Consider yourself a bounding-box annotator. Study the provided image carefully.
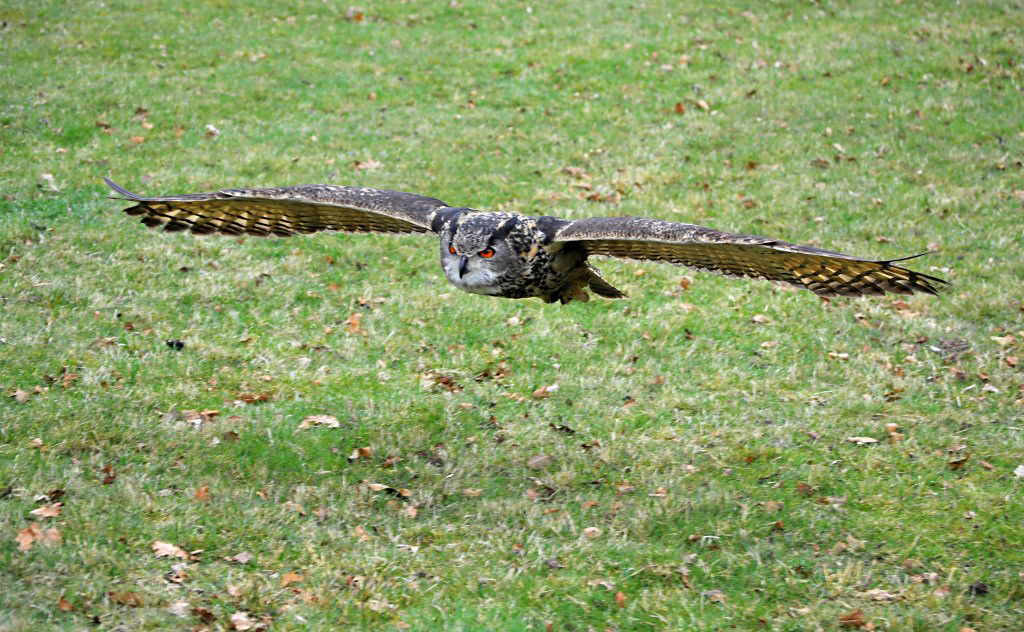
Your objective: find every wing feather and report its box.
[105,178,449,236]
[554,217,947,297]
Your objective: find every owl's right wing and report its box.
[105,178,450,237]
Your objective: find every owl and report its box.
[104,178,947,304]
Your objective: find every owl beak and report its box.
[458,255,469,278]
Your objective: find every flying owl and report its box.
[104,178,947,303]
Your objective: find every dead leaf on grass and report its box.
[298,415,340,429]
[29,503,62,518]
[528,454,555,469]
[702,589,726,603]
[228,551,253,565]
[281,571,303,587]
[229,611,254,630]
[948,453,971,471]
[152,540,194,560]
[108,591,143,607]
[838,609,868,627]
[846,436,879,445]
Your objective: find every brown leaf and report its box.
[762,500,783,512]
[352,525,372,542]
[614,591,627,608]
[30,503,62,518]
[40,527,61,546]
[129,135,145,144]
[702,589,726,603]
[846,436,879,446]
[194,485,211,502]
[298,414,340,429]
[108,591,143,607]
[12,389,31,404]
[528,454,555,469]
[229,611,254,630]
[58,595,74,611]
[152,540,191,560]
[532,385,553,399]
[345,312,362,334]
[281,571,304,587]
[795,482,816,496]
[228,551,253,565]
[352,159,382,170]
[17,525,39,551]
[839,609,867,627]
[948,453,971,471]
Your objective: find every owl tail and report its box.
[586,265,627,299]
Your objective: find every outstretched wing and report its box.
[104,178,450,237]
[554,217,947,297]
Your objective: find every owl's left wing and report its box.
[553,216,948,297]
[105,178,450,237]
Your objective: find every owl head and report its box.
[439,213,521,295]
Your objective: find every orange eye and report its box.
[448,245,456,255]
[479,247,495,259]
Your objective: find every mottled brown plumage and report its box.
[105,178,947,303]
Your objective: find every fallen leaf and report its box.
[229,611,254,630]
[152,540,191,560]
[281,571,304,587]
[352,525,372,542]
[462,488,482,497]
[167,599,190,617]
[12,389,31,404]
[948,453,971,471]
[795,482,816,496]
[862,589,900,601]
[528,454,555,469]
[29,503,62,518]
[532,384,557,399]
[838,609,867,627]
[17,525,39,551]
[762,500,783,512]
[228,551,253,565]
[583,527,602,539]
[299,414,340,429]
[353,159,382,170]
[194,485,211,502]
[751,314,770,324]
[614,591,626,608]
[846,436,879,445]
[58,595,74,612]
[108,591,143,607]
[702,589,726,603]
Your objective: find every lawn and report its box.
[2,0,1023,629]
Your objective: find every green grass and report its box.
[2,0,1023,629]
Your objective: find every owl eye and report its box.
[448,245,456,255]
[479,247,495,259]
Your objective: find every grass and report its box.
[2,0,1023,629]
